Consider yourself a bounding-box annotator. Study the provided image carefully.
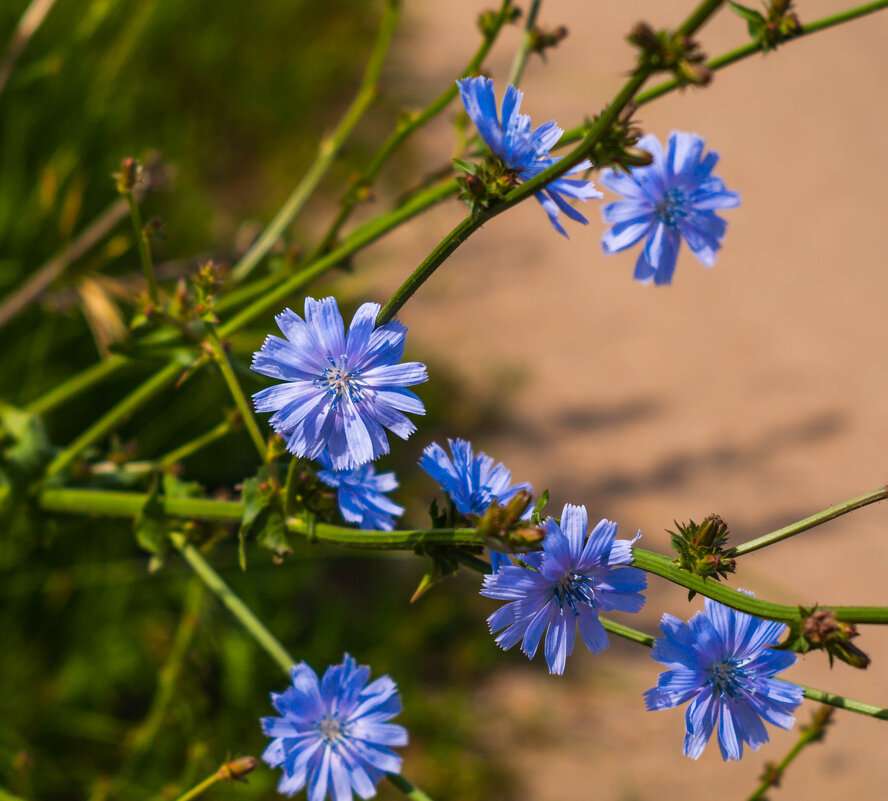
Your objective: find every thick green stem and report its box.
[745,708,834,801]
[203,328,268,468]
[37,485,888,625]
[313,0,514,258]
[230,0,402,283]
[676,0,725,37]
[800,685,888,720]
[45,360,184,478]
[124,192,159,305]
[734,485,888,556]
[172,533,295,673]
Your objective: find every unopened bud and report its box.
[622,146,654,167]
[506,524,546,549]
[217,755,259,781]
[627,21,659,50]
[677,60,712,86]
[693,514,729,548]
[116,157,139,193]
[502,489,533,528]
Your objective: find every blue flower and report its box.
[644,597,803,761]
[419,438,532,572]
[317,455,404,531]
[261,654,408,800]
[251,297,428,471]
[600,131,740,285]
[457,76,602,236]
[481,504,646,674]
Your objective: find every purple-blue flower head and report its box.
[457,76,602,236]
[481,504,646,674]
[251,297,427,471]
[600,131,740,285]
[317,454,404,531]
[261,654,408,800]
[644,597,803,761]
[419,438,532,572]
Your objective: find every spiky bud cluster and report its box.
[669,514,737,597]
[776,607,871,669]
[627,22,712,86]
[728,1,802,52]
[454,156,520,218]
[472,490,545,555]
[587,103,653,173]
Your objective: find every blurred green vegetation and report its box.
[0,2,518,799]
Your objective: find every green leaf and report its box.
[238,468,292,567]
[134,475,168,564]
[531,489,549,526]
[728,0,766,25]
[452,157,480,175]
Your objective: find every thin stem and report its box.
[155,415,235,469]
[506,0,542,87]
[229,0,403,283]
[124,192,159,305]
[745,708,834,801]
[312,0,514,259]
[220,179,457,337]
[25,355,129,416]
[45,360,184,478]
[37,485,888,625]
[386,775,435,801]
[172,533,295,673]
[170,772,218,801]
[734,485,888,556]
[203,327,268,470]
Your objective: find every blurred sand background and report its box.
[337,2,888,798]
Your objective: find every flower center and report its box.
[709,658,755,698]
[654,187,689,226]
[313,355,364,411]
[553,572,595,616]
[317,714,346,743]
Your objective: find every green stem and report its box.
[124,192,159,305]
[25,355,129,416]
[734,485,888,556]
[37,486,888,625]
[745,708,834,801]
[156,415,235,469]
[172,533,295,673]
[506,0,542,87]
[800,685,888,720]
[203,328,268,468]
[44,360,184,478]
[169,771,220,801]
[386,775,435,801]
[220,179,458,337]
[676,0,725,37]
[312,0,514,259]
[230,0,403,283]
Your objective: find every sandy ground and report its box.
[337,2,888,799]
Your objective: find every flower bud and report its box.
[217,755,259,781]
[115,157,139,193]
